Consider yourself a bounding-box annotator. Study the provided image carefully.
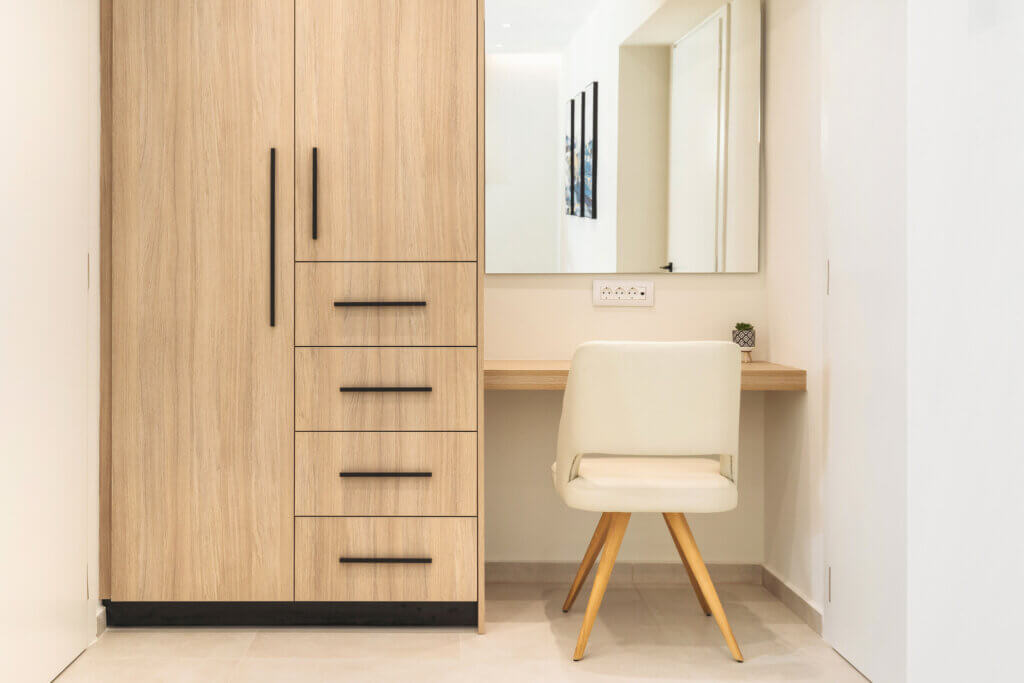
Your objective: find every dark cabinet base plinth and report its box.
[102,600,477,627]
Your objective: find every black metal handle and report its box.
[339,557,432,564]
[659,261,673,272]
[269,148,276,326]
[333,301,427,308]
[312,147,318,240]
[339,386,432,393]
[339,472,432,478]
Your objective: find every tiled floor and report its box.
[57,583,864,682]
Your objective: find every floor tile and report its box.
[57,582,865,682]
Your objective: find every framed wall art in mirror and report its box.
[485,0,763,274]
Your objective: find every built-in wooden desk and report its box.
[484,360,806,392]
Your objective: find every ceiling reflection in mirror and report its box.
[485,0,762,274]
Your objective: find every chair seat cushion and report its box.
[551,456,737,513]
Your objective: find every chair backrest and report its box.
[554,341,741,489]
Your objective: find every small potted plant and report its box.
[732,322,755,363]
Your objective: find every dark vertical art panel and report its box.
[583,81,597,219]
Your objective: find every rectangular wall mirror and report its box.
[485,0,762,274]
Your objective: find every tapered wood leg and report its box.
[663,513,743,662]
[563,513,612,612]
[663,513,712,616]
[572,512,630,661]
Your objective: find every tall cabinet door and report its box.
[111,0,294,601]
[296,0,478,261]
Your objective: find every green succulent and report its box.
[734,322,754,331]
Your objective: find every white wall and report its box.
[818,1,908,680]
[0,1,100,680]
[906,1,1024,680]
[486,54,562,273]
[558,0,665,271]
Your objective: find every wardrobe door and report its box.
[296,0,477,261]
[111,0,294,601]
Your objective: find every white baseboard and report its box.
[95,604,107,638]
[762,566,822,635]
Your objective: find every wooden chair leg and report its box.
[663,512,743,662]
[663,513,712,616]
[572,512,630,661]
[563,512,612,612]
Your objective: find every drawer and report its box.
[295,348,476,430]
[295,517,477,602]
[296,432,476,516]
[295,262,476,346]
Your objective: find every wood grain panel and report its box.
[296,517,477,602]
[295,432,476,516]
[295,262,476,346]
[295,0,477,260]
[482,360,808,392]
[111,0,294,601]
[476,0,486,634]
[296,348,477,431]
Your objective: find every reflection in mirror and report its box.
[485,0,762,274]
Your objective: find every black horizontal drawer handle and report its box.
[339,557,432,564]
[339,471,432,478]
[334,301,427,307]
[339,386,432,393]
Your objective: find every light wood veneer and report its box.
[296,262,476,346]
[483,360,807,392]
[110,0,294,601]
[296,348,477,431]
[295,0,477,261]
[295,517,477,602]
[295,432,477,516]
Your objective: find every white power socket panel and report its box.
[592,279,654,307]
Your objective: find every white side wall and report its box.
[0,1,100,679]
[818,0,908,679]
[906,1,1024,680]
[485,54,562,273]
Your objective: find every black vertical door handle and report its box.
[312,147,318,240]
[269,148,276,327]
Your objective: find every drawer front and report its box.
[295,517,477,602]
[295,348,476,430]
[296,432,476,516]
[295,262,476,346]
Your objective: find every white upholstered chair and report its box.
[553,341,744,662]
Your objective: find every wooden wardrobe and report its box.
[103,0,484,628]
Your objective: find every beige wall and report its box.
[0,0,100,678]
[484,273,767,563]
[761,0,826,610]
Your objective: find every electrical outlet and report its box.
[592,279,654,307]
